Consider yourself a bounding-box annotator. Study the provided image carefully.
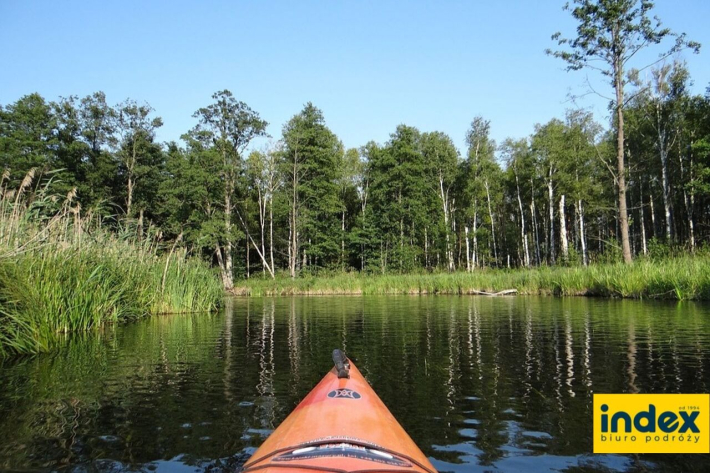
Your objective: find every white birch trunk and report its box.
[485,180,497,265]
[515,171,530,267]
[224,192,234,289]
[269,195,275,277]
[531,191,541,266]
[656,102,672,241]
[577,199,588,265]
[650,196,656,238]
[547,170,555,265]
[559,194,568,263]
[465,226,471,272]
[472,208,478,270]
[639,184,647,256]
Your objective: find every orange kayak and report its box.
[242,350,437,473]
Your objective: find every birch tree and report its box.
[190,90,268,289]
[465,117,500,266]
[501,138,531,267]
[548,0,699,263]
[422,132,459,272]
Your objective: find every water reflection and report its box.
[0,296,709,472]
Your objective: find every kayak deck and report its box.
[242,351,436,473]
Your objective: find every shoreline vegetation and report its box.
[232,256,710,300]
[0,173,222,358]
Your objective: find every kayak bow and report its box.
[242,350,437,473]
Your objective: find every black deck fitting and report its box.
[332,349,350,379]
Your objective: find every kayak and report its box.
[241,350,437,473]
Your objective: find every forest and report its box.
[3,57,709,290]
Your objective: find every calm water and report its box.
[0,296,709,472]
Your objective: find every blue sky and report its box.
[1,1,708,156]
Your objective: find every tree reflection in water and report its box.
[0,296,708,472]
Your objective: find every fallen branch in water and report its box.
[465,289,518,296]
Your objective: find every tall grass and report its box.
[236,257,710,300]
[0,170,222,357]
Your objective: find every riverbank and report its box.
[233,256,710,300]
[0,177,222,357]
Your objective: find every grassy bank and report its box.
[0,172,222,357]
[234,256,710,300]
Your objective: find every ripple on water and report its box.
[0,297,708,472]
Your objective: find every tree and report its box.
[114,99,163,218]
[464,117,501,267]
[75,92,120,211]
[0,93,58,186]
[190,90,268,289]
[683,91,710,250]
[548,0,700,263]
[280,103,342,275]
[337,148,361,270]
[421,132,459,271]
[500,138,532,267]
[354,142,377,272]
[158,140,224,259]
[246,146,280,278]
[565,110,602,265]
[367,125,430,272]
[532,119,567,264]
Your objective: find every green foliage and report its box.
[0,93,59,186]
[281,103,344,271]
[187,90,269,285]
[239,256,710,301]
[0,175,222,357]
[365,125,435,272]
[548,0,699,83]
[158,140,225,253]
[113,99,164,217]
[2,77,710,299]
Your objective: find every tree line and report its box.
[1,1,708,289]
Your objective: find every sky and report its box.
[1,0,709,156]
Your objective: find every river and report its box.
[0,296,708,472]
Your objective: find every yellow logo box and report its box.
[593,394,709,453]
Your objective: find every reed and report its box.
[0,170,222,357]
[236,256,710,300]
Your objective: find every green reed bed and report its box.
[0,171,222,357]
[236,256,710,300]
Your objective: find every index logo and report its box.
[594,394,709,453]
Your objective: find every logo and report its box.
[327,388,361,399]
[594,394,709,453]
